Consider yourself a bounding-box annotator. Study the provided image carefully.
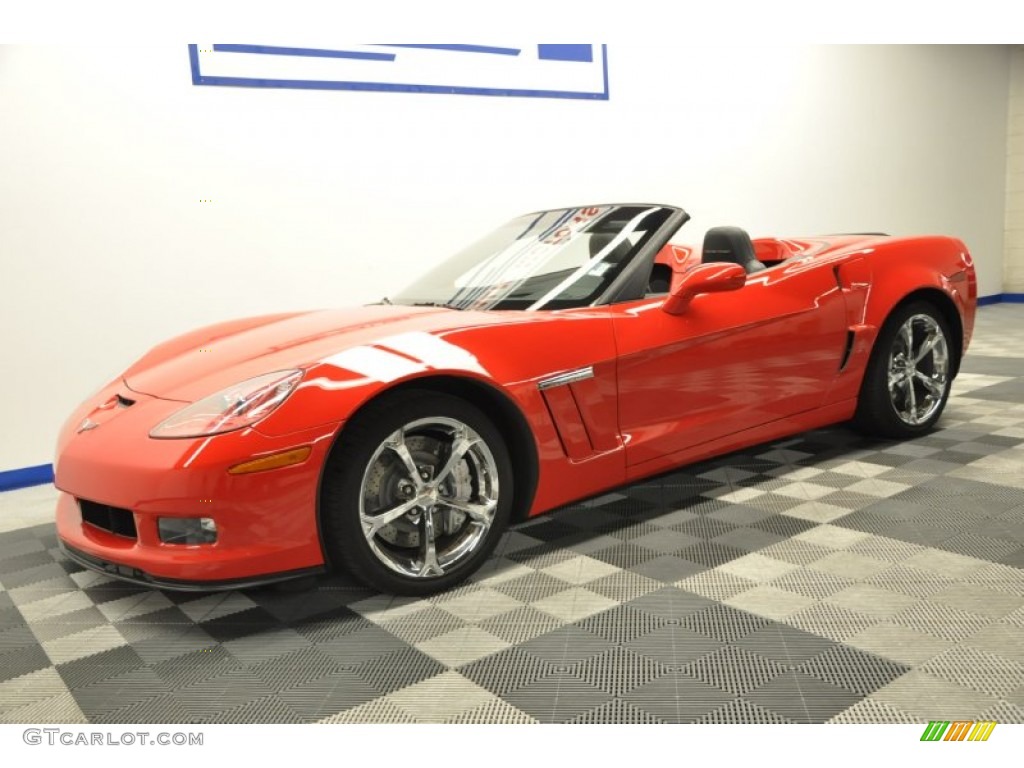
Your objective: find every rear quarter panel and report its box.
[861,235,975,348]
[823,235,975,406]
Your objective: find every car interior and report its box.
[646,226,805,296]
[700,226,768,274]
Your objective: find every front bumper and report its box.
[54,383,341,587]
[59,540,324,591]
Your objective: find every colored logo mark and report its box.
[920,721,997,741]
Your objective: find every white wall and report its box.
[1005,46,1024,293]
[0,44,1011,472]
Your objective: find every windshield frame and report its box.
[390,203,690,312]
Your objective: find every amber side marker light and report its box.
[228,446,312,475]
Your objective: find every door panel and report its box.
[612,262,847,467]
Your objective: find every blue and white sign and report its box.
[188,44,609,100]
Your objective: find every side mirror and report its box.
[662,263,746,315]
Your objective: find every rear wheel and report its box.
[321,390,512,595]
[853,301,954,438]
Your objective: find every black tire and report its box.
[321,389,513,595]
[853,300,955,439]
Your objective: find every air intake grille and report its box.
[78,499,138,539]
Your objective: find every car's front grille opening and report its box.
[78,499,138,539]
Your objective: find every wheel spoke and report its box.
[386,432,425,491]
[434,433,478,486]
[419,510,445,577]
[905,374,918,422]
[913,329,940,364]
[361,497,422,539]
[888,371,904,393]
[441,498,497,524]
[914,370,945,397]
[900,320,914,356]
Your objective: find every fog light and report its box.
[158,517,218,545]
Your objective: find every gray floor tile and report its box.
[698,696,795,723]
[55,645,144,689]
[518,624,612,663]
[501,671,614,723]
[745,671,863,723]
[457,645,551,696]
[570,645,667,696]
[796,644,909,695]
[277,669,379,718]
[631,555,707,582]
[622,671,735,723]
[872,670,1000,720]
[574,604,669,645]
[683,644,789,695]
[680,604,774,643]
[569,697,669,723]
[734,624,838,666]
[354,646,446,695]
[70,667,170,718]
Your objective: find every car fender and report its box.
[256,312,628,518]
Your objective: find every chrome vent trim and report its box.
[538,366,595,391]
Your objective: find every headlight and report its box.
[149,370,303,439]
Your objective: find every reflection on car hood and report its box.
[122,305,528,402]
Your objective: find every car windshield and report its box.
[391,204,677,311]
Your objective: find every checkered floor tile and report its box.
[2,305,1023,723]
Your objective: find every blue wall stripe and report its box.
[537,45,593,62]
[0,464,54,492]
[978,293,1024,306]
[601,44,610,99]
[380,44,521,56]
[188,44,201,85]
[188,73,608,100]
[213,44,395,62]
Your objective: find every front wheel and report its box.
[853,301,954,439]
[321,390,513,595]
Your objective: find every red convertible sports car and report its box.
[55,204,977,595]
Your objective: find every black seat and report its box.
[701,226,766,274]
[647,263,672,294]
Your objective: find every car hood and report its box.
[122,305,525,402]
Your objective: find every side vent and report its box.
[538,367,597,461]
[838,330,855,371]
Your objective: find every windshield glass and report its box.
[391,204,676,311]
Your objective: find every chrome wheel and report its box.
[887,313,950,426]
[358,417,500,579]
